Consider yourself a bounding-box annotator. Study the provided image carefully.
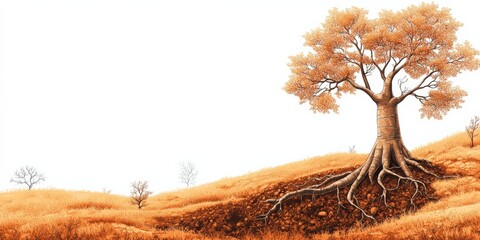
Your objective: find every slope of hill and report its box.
[0,132,479,239]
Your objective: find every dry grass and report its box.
[0,190,158,239]
[0,132,479,239]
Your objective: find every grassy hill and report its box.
[0,132,479,239]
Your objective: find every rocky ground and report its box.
[155,164,445,239]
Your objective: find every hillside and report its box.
[0,132,479,239]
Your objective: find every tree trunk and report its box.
[377,103,401,142]
[366,102,412,180]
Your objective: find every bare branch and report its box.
[397,76,409,95]
[394,70,438,104]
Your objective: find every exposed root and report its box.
[336,187,346,213]
[382,168,427,210]
[256,168,361,224]
[347,162,376,222]
[368,144,382,183]
[377,169,390,207]
[257,139,443,225]
[310,171,352,189]
[291,171,352,189]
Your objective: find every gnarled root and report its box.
[256,139,439,224]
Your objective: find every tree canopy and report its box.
[284,3,480,119]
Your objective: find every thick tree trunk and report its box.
[377,103,401,141]
[364,102,413,182]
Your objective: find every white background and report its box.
[1,0,479,195]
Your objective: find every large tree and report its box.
[258,3,479,221]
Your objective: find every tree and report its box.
[10,166,46,190]
[179,161,198,188]
[102,188,112,194]
[130,180,152,209]
[465,115,480,147]
[258,3,480,222]
[348,145,357,153]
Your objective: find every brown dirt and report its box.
[155,164,446,239]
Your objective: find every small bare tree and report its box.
[466,115,480,148]
[348,145,357,153]
[102,188,112,194]
[10,166,45,190]
[179,161,198,188]
[130,180,152,209]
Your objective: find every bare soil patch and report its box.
[156,164,445,238]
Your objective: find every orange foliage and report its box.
[284,3,480,117]
[420,80,467,119]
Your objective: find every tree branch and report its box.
[391,56,409,78]
[369,51,385,80]
[369,49,395,81]
[345,78,378,102]
[350,39,372,90]
[381,51,393,79]
[394,70,438,104]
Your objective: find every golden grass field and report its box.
[0,132,479,239]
